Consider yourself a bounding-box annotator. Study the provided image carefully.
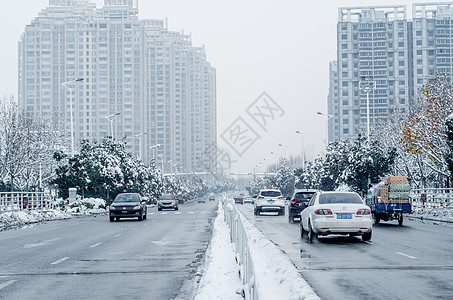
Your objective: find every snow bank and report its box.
[0,209,71,231]
[240,212,320,300]
[194,200,243,300]
[411,208,453,224]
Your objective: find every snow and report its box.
[0,209,71,231]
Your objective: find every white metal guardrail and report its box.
[0,192,53,212]
[410,188,453,209]
[223,197,258,300]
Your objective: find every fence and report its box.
[410,188,453,209]
[0,192,53,212]
[223,198,258,300]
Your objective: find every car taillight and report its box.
[357,209,371,215]
[278,196,284,200]
[291,199,299,205]
[258,196,264,199]
[315,209,332,215]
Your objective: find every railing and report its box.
[0,192,53,212]
[223,197,258,300]
[410,188,453,209]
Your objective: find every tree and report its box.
[400,73,453,185]
[445,114,453,183]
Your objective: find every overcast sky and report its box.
[0,0,420,173]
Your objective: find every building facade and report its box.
[18,0,216,173]
[329,3,453,143]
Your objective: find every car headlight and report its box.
[133,205,141,210]
[109,205,116,211]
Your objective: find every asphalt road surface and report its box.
[0,199,217,300]
[237,202,453,300]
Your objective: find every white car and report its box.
[254,189,285,216]
[300,191,372,242]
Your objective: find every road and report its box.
[0,199,217,300]
[237,203,453,300]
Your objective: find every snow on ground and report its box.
[0,209,72,231]
[410,207,453,224]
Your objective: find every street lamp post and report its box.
[135,133,147,160]
[105,112,120,139]
[158,154,164,171]
[317,111,333,146]
[359,76,376,143]
[295,131,306,170]
[149,144,161,165]
[62,78,83,156]
[277,143,288,158]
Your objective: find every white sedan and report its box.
[300,191,372,242]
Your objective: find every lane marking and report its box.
[161,212,168,215]
[24,238,62,249]
[188,212,195,214]
[113,234,122,238]
[396,252,417,259]
[0,280,16,291]
[148,213,155,215]
[175,212,181,215]
[51,257,69,265]
[201,211,207,214]
[130,227,136,231]
[90,243,102,248]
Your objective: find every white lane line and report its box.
[114,234,123,238]
[396,252,417,259]
[175,212,182,215]
[51,257,69,265]
[0,280,16,291]
[148,213,155,215]
[188,212,195,214]
[130,227,136,231]
[201,211,207,214]
[24,238,62,249]
[161,212,168,215]
[90,242,102,248]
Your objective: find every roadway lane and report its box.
[0,199,217,299]
[237,203,453,300]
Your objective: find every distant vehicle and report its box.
[209,194,215,201]
[243,197,254,204]
[234,195,244,205]
[367,176,412,226]
[287,189,317,223]
[109,193,147,222]
[254,189,285,216]
[300,191,372,242]
[158,194,178,211]
[198,198,206,203]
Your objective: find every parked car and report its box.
[300,191,372,242]
[254,189,285,216]
[287,189,318,222]
[109,193,147,222]
[158,194,178,211]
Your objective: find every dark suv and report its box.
[288,189,317,222]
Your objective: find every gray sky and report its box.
[0,0,419,172]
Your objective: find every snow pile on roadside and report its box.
[0,209,71,230]
[240,214,321,300]
[194,201,243,300]
[67,197,107,215]
[411,208,453,223]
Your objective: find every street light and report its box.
[105,112,120,139]
[359,76,376,143]
[135,133,147,160]
[61,78,83,156]
[277,143,288,157]
[158,154,164,171]
[296,131,306,170]
[317,111,333,146]
[149,144,161,160]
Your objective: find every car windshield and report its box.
[160,195,175,200]
[261,191,281,197]
[319,193,363,204]
[294,192,315,200]
[114,194,140,203]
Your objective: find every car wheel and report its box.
[288,214,293,223]
[254,209,258,216]
[175,207,178,211]
[143,212,147,220]
[109,216,114,222]
[158,207,162,211]
[362,230,372,242]
[308,221,315,243]
[300,223,305,238]
[280,209,285,216]
[138,214,143,221]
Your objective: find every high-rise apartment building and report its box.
[329,3,453,143]
[18,0,216,173]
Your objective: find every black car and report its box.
[109,193,147,222]
[288,189,317,222]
